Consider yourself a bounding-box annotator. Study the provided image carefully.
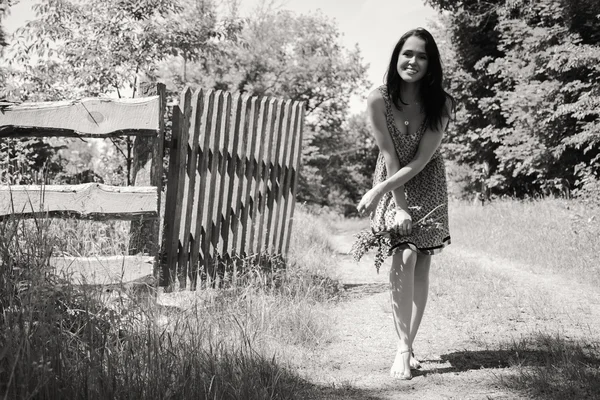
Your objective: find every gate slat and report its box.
[219,93,243,259]
[281,103,305,255]
[202,91,225,281]
[163,86,192,287]
[238,97,264,258]
[276,102,300,254]
[262,99,287,253]
[211,92,232,281]
[231,97,257,257]
[253,98,279,254]
[179,88,205,290]
[190,90,216,287]
[270,100,294,253]
[175,88,194,289]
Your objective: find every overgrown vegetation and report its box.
[0,207,340,399]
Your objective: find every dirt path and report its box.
[301,226,600,399]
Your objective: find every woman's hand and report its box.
[357,185,384,215]
[394,208,412,236]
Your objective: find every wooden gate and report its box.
[162,87,305,289]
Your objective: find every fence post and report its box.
[129,82,166,283]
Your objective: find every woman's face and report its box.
[397,36,429,83]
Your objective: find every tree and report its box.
[158,8,371,208]
[427,0,600,199]
[2,0,236,184]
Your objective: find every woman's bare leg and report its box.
[409,254,431,367]
[389,247,417,378]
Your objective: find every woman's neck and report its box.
[400,82,421,105]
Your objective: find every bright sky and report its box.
[4,0,439,113]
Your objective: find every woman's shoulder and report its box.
[367,86,387,109]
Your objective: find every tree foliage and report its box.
[158,8,371,208]
[427,0,600,199]
[5,0,231,100]
[1,0,235,184]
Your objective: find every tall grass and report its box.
[0,206,340,399]
[449,198,600,286]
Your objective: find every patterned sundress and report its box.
[353,85,450,269]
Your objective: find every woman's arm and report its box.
[358,98,452,214]
[374,127,444,196]
[365,90,410,214]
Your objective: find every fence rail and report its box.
[0,183,158,220]
[163,87,305,289]
[0,85,166,286]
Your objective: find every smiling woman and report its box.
[354,27,455,381]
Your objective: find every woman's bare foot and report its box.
[410,350,421,370]
[390,349,412,380]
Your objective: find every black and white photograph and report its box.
[1,0,599,399]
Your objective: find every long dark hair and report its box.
[385,27,455,131]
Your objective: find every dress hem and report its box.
[389,236,451,256]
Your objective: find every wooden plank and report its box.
[283,102,306,256]
[180,88,205,290]
[178,88,203,290]
[270,100,294,253]
[163,86,193,288]
[161,105,181,286]
[255,98,281,254]
[247,98,272,254]
[129,83,165,278]
[219,93,243,259]
[202,91,225,281]
[230,95,253,258]
[211,92,232,273]
[51,255,154,286]
[175,88,194,289]
[276,103,300,254]
[190,90,216,287]
[237,97,262,257]
[0,183,158,220]
[0,97,160,138]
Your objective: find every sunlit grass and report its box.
[429,201,600,399]
[449,198,600,286]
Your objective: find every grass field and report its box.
[449,198,600,287]
[1,198,599,399]
[426,199,600,399]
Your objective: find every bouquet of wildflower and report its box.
[350,204,445,273]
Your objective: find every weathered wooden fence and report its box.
[0,84,166,285]
[0,84,305,290]
[162,87,305,289]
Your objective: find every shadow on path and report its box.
[414,332,600,400]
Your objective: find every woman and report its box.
[356,27,454,380]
